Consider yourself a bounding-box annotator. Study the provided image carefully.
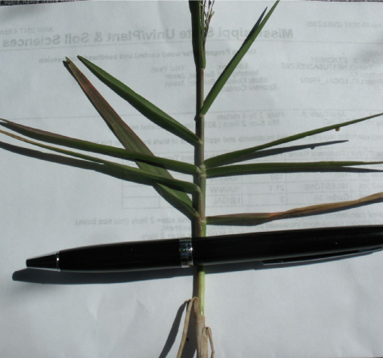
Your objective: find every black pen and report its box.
[26,225,383,272]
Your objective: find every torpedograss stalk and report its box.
[1,1,383,356]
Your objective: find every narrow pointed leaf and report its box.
[200,0,279,115]
[65,58,146,153]
[0,138,198,219]
[207,192,383,226]
[65,58,197,219]
[77,56,200,146]
[206,161,383,178]
[207,213,271,226]
[0,129,199,194]
[0,138,100,171]
[0,119,199,175]
[216,140,348,164]
[205,112,383,168]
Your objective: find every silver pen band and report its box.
[179,238,193,267]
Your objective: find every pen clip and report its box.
[262,247,383,266]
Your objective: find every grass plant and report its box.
[1,1,383,357]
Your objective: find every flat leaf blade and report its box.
[212,140,348,164]
[207,192,383,226]
[200,0,279,115]
[0,129,199,194]
[0,118,199,175]
[206,161,383,178]
[77,56,200,145]
[65,58,197,219]
[204,112,383,168]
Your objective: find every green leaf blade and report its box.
[77,56,200,146]
[65,57,142,151]
[0,128,199,194]
[211,140,348,164]
[206,161,383,178]
[200,0,279,115]
[204,112,383,168]
[65,58,198,219]
[0,119,199,175]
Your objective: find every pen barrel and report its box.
[59,238,181,272]
[30,225,383,272]
[192,226,383,265]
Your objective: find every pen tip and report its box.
[26,253,59,271]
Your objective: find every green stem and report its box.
[193,66,206,315]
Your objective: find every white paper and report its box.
[1,1,383,357]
